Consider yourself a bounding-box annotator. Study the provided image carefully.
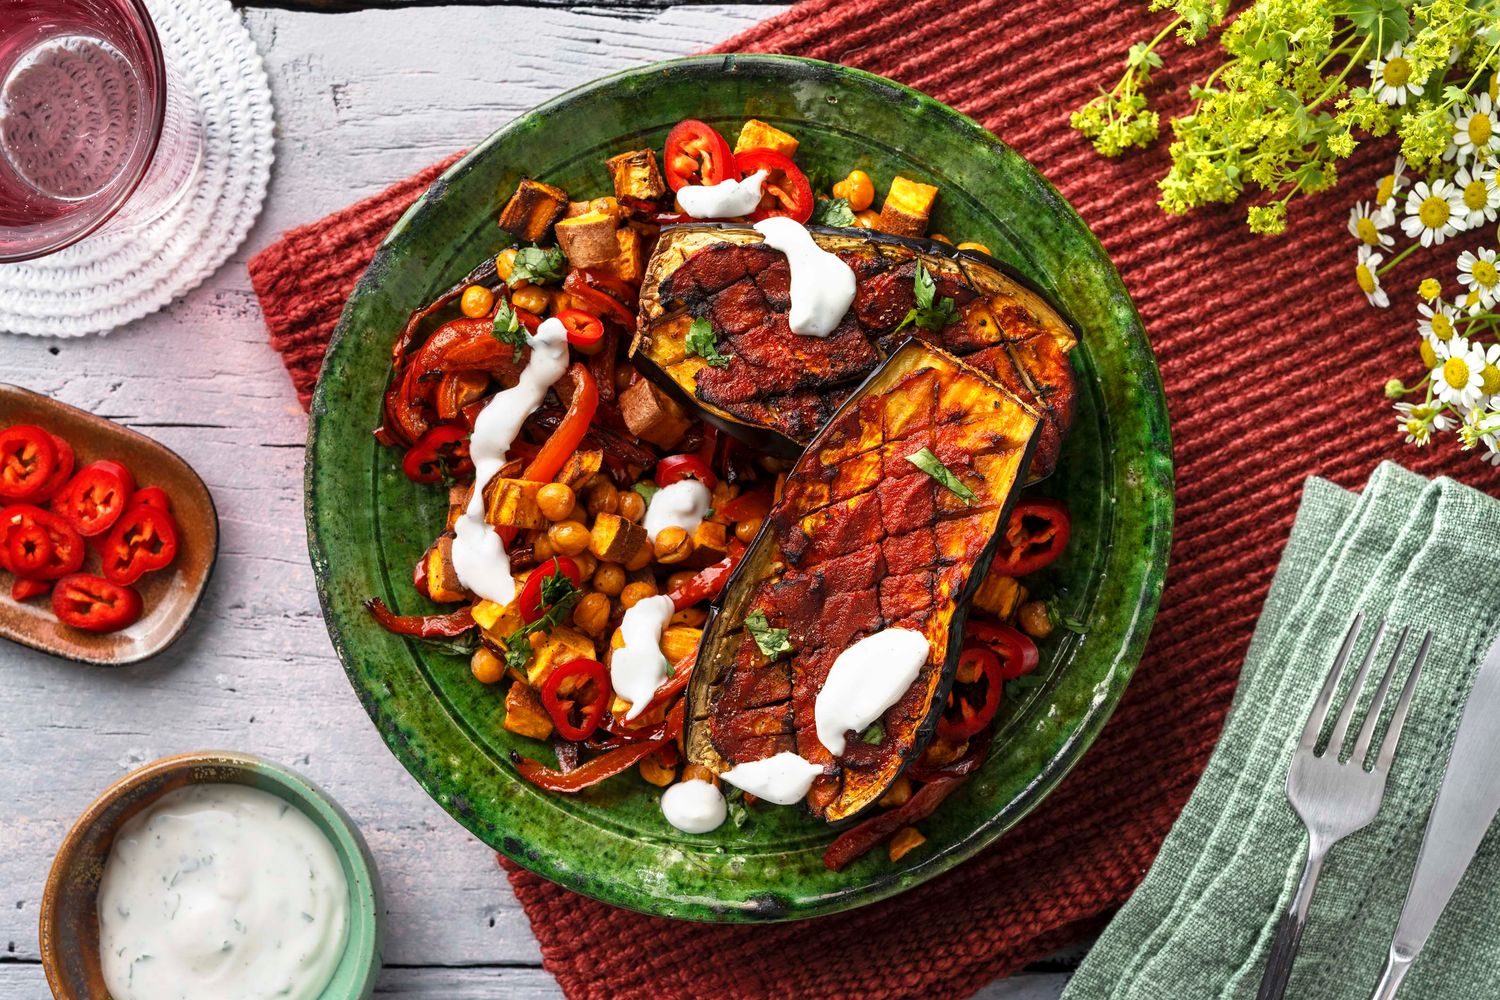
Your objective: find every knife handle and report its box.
[1256,842,1327,1000]
[1369,950,1415,1000]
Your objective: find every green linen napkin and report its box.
[1065,462,1500,1000]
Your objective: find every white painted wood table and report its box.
[0,4,1076,996]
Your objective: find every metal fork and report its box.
[1255,613,1431,1000]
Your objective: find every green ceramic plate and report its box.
[307,55,1173,922]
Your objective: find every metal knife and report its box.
[1370,629,1500,999]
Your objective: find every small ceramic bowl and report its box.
[40,751,382,999]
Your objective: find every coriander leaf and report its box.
[745,609,793,659]
[728,799,751,829]
[803,164,836,197]
[811,197,856,227]
[906,447,976,504]
[633,481,661,506]
[893,263,959,333]
[417,632,480,657]
[686,316,733,368]
[503,642,532,671]
[539,566,578,606]
[491,299,527,363]
[499,571,582,668]
[508,244,567,285]
[858,721,885,745]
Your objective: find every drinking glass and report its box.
[0,0,202,263]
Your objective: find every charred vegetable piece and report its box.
[605,149,667,203]
[685,341,1040,822]
[498,178,569,243]
[632,224,1077,480]
[878,175,939,237]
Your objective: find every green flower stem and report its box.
[1376,242,1421,276]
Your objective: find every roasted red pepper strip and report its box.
[993,497,1071,576]
[823,774,967,871]
[521,364,598,484]
[562,270,636,328]
[663,119,738,191]
[655,454,718,490]
[101,505,180,585]
[0,425,57,502]
[11,577,51,602]
[516,556,583,623]
[735,149,814,224]
[666,553,741,610]
[514,703,683,792]
[936,644,1004,742]
[540,658,613,741]
[53,460,136,537]
[597,651,697,740]
[904,728,995,784]
[402,424,473,484]
[717,489,771,523]
[7,522,54,576]
[0,504,85,580]
[385,317,527,446]
[365,598,475,638]
[52,573,142,633]
[964,620,1040,680]
[35,432,75,502]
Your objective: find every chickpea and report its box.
[734,516,763,544]
[573,592,611,635]
[620,580,658,609]
[566,502,589,525]
[495,247,518,283]
[832,169,875,212]
[537,483,576,522]
[594,562,627,596]
[1018,600,1056,639]
[653,526,694,565]
[617,490,646,523]
[682,763,718,786]
[854,209,881,230]
[665,570,697,593]
[547,519,591,557]
[511,286,549,315]
[586,480,620,517]
[957,241,993,256]
[572,552,598,579]
[532,535,554,561]
[624,545,654,572]
[459,284,494,318]
[671,607,708,628]
[470,647,505,684]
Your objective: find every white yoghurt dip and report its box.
[612,593,676,720]
[677,170,767,219]
[451,316,570,605]
[97,783,349,1000]
[642,479,712,543]
[722,751,824,805]
[815,628,931,755]
[752,216,856,337]
[660,779,727,834]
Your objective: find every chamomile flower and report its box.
[1369,44,1426,107]
[1417,298,1459,342]
[1454,163,1500,228]
[1448,92,1500,163]
[1375,156,1407,210]
[1402,178,1466,247]
[1355,246,1389,307]
[1348,200,1395,247]
[1478,342,1500,403]
[1395,401,1435,445]
[1457,247,1500,310]
[1431,337,1487,407]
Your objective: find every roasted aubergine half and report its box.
[632,223,1077,479]
[685,340,1041,822]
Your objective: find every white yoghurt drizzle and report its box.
[641,479,712,543]
[612,593,676,720]
[660,778,727,834]
[677,169,767,219]
[721,751,825,805]
[450,316,571,605]
[752,216,856,337]
[815,628,931,755]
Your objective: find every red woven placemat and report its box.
[249,1,1500,996]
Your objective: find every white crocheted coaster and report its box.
[0,0,274,337]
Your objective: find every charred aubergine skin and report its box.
[632,224,1077,479]
[685,340,1041,823]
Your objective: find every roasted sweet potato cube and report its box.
[565,196,620,220]
[425,536,467,603]
[555,449,603,490]
[972,571,1026,619]
[473,598,523,638]
[661,625,703,665]
[503,682,554,741]
[447,484,472,530]
[555,211,619,269]
[483,478,546,530]
[688,520,729,568]
[605,148,667,201]
[879,175,939,237]
[527,626,596,687]
[589,512,650,564]
[498,178,568,242]
[619,378,692,449]
[603,227,645,285]
[735,118,799,158]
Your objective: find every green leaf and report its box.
[491,299,527,364]
[539,565,579,606]
[893,263,959,333]
[1346,0,1410,47]
[632,481,661,507]
[811,197,857,227]
[723,788,751,828]
[906,447,976,504]
[746,609,793,659]
[859,721,886,745]
[499,569,582,668]
[686,316,733,368]
[509,244,567,286]
[416,632,480,657]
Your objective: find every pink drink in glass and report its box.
[0,0,201,263]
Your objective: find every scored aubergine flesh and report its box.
[632,224,1077,479]
[685,340,1041,823]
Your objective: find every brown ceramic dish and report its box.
[0,383,217,666]
[39,751,383,1000]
